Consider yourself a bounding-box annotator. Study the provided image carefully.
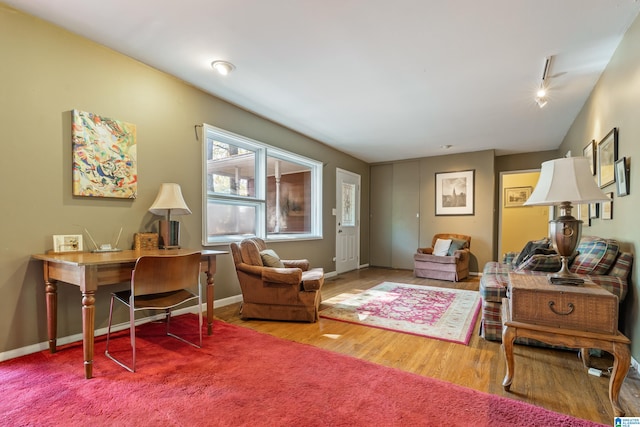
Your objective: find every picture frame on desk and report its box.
[52,234,83,252]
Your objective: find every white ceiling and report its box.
[5,0,640,163]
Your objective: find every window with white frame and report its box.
[201,124,322,244]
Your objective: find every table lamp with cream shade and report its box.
[148,183,192,249]
[524,157,610,284]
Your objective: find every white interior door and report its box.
[336,168,360,274]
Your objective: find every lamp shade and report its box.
[148,183,192,216]
[524,157,610,206]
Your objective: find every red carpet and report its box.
[0,315,604,426]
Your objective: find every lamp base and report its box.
[548,205,583,286]
[158,220,181,249]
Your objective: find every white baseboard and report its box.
[0,295,244,363]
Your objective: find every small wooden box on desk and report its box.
[507,272,618,334]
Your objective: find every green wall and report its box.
[0,4,369,355]
[1,3,638,366]
[556,13,640,361]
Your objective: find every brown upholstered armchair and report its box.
[414,233,471,282]
[229,237,324,322]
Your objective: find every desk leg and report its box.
[609,341,631,417]
[45,280,58,353]
[81,291,96,379]
[502,325,516,391]
[205,270,214,335]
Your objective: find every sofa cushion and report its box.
[260,249,285,268]
[447,238,468,255]
[514,253,562,272]
[433,238,452,256]
[570,236,619,275]
[514,238,551,267]
[514,251,579,273]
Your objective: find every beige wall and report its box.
[419,150,495,273]
[2,3,638,365]
[0,5,369,355]
[556,13,640,361]
[370,151,495,273]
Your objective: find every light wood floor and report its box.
[214,267,640,426]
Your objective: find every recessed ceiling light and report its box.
[440,144,452,149]
[211,60,235,76]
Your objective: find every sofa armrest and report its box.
[301,268,324,291]
[282,259,310,271]
[502,252,519,266]
[451,248,470,260]
[417,247,434,254]
[262,267,303,285]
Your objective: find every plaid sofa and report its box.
[479,236,632,342]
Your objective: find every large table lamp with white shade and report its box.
[524,157,610,284]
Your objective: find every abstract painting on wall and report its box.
[72,109,137,198]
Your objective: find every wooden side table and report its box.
[501,273,631,417]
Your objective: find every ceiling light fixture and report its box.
[211,60,235,76]
[535,56,552,108]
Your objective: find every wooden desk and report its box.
[32,249,227,379]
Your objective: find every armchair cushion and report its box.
[260,249,285,268]
[433,238,452,256]
[447,238,469,255]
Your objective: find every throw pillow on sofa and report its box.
[514,250,578,273]
[514,238,552,267]
[570,236,619,275]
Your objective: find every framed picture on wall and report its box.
[435,169,475,216]
[597,128,618,188]
[601,192,613,220]
[583,140,596,175]
[589,203,599,219]
[615,157,629,197]
[72,109,138,198]
[504,186,532,208]
[578,204,590,227]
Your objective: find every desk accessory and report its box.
[85,227,123,253]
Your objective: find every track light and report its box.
[535,94,548,108]
[534,56,552,108]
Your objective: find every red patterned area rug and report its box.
[0,315,605,426]
[320,282,481,344]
